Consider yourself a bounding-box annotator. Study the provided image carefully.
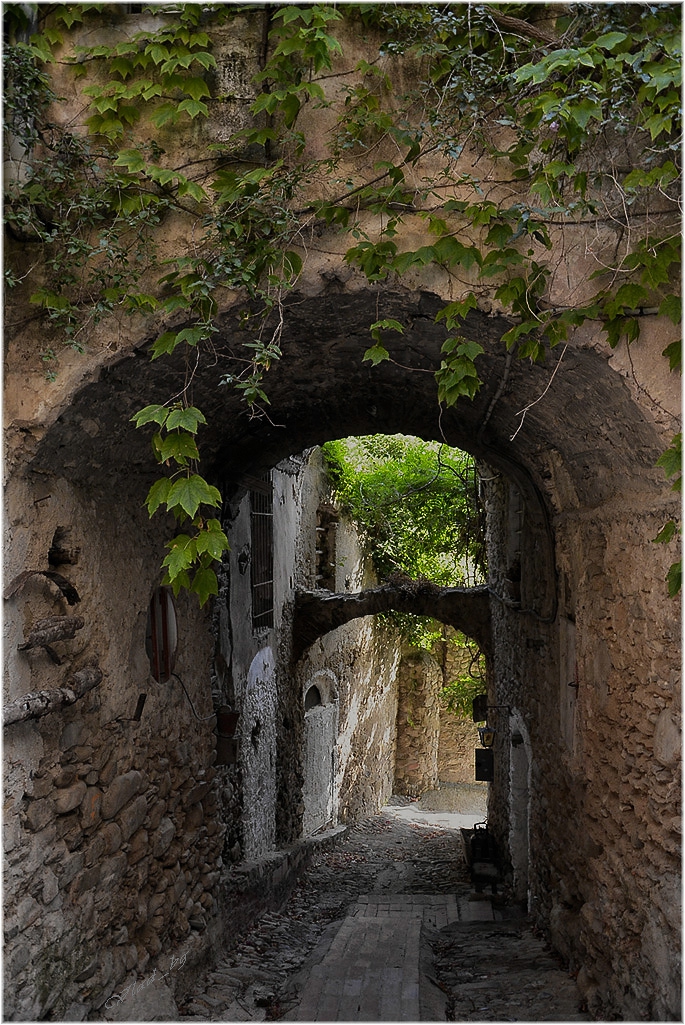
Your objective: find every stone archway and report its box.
[8,281,680,1020]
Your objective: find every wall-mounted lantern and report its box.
[478,724,496,748]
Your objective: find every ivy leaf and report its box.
[282,250,303,279]
[656,434,682,485]
[595,31,628,51]
[432,236,481,269]
[662,341,681,373]
[666,561,682,598]
[190,566,219,606]
[151,332,182,359]
[181,77,211,101]
[131,404,169,428]
[177,180,206,202]
[659,295,681,325]
[569,97,603,129]
[165,406,207,433]
[157,431,200,465]
[162,534,196,578]
[436,294,478,328]
[175,325,208,347]
[195,519,229,560]
[370,319,404,343]
[613,282,649,308]
[145,477,173,516]
[114,148,146,173]
[654,521,677,545]
[163,568,191,597]
[177,98,209,119]
[166,475,221,518]
[363,344,390,366]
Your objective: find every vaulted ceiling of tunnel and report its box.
[30,287,665,513]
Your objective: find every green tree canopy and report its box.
[322,435,486,588]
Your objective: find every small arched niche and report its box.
[304,684,322,711]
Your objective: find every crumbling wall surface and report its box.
[3,475,223,1021]
[317,618,401,824]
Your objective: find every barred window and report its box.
[250,472,274,629]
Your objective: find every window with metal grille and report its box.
[250,472,274,629]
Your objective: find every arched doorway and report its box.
[302,670,339,836]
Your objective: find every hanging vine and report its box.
[4,2,681,601]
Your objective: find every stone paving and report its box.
[179,790,591,1022]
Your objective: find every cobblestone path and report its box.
[179,793,591,1022]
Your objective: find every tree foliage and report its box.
[322,435,485,587]
[3,1,681,599]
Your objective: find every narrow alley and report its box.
[174,789,590,1023]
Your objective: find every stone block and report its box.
[654,709,680,767]
[58,850,84,886]
[60,722,85,750]
[147,799,166,831]
[103,968,179,1020]
[42,868,59,905]
[54,766,78,787]
[187,781,212,803]
[15,895,41,932]
[128,828,149,865]
[102,772,143,820]
[80,787,104,830]
[152,817,175,857]
[8,941,31,973]
[99,757,119,787]
[100,853,128,887]
[71,864,101,897]
[101,821,123,855]
[25,798,56,832]
[54,781,87,814]
[184,803,203,832]
[118,796,148,841]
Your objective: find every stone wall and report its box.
[394,649,441,797]
[394,634,484,795]
[437,712,481,786]
[484,462,682,1020]
[4,475,223,1020]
